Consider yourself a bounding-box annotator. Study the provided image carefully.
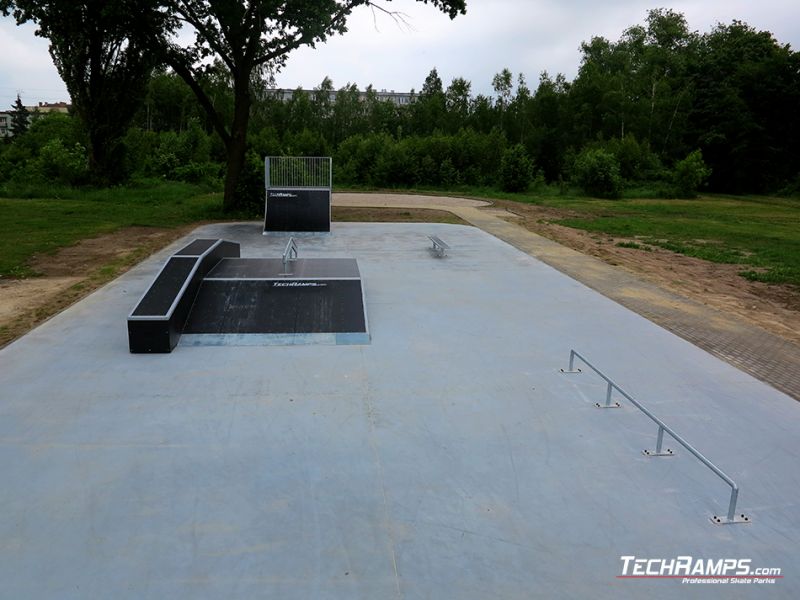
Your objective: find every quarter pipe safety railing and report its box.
[265,156,332,190]
[264,156,332,233]
[561,349,749,525]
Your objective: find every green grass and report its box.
[0,180,229,278]
[616,241,643,249]
[542,196,800,285]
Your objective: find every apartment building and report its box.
[0,101,71,138]
[270,88,416,107]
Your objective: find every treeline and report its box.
[2,9,799,202]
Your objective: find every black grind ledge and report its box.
[128,239,240,353]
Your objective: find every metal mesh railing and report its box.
[265,156,332,190]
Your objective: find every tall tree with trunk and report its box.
[492,68,513,131]
[160,0,466,211]
[1,0,165,183]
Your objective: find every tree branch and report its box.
[167,51,231,146]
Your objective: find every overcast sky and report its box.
[1,0,798,109]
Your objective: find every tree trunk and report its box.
[87,123,124,185]
[222,78,252,212]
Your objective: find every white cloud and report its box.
[0,20,68,108]
[0,0,798,108]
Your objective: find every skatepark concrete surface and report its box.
[0,222,798,599]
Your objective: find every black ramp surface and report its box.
[184,280,367,334]
[175,239,220,256]
[131,256,198,316]
[128,239,241,353]
[265,189,330,232]
[206,258,360,279]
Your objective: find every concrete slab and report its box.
[0,222,798,599]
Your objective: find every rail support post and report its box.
[643,424,674,457]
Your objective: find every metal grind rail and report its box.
[561,349,749,525]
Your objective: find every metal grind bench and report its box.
[428,235,450,257]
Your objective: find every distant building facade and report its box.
[29,101,71,114]
[0,101,71,138]
[0,112,10,138]
[270,88,416,107]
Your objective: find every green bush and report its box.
[672,149,711,198]
[573,147,623,198]
[604,135,663,181]
[124,120,217,183]
[372,139,417,187]
[499,144,532,192]
[172,161,221,184]
[34,139,89,185]
[439,157,459,187]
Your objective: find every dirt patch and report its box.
[28,226,181,277]
[334,192,490,209]
[333,206,467,225]
[487,198,800,346]
[0,277,81,322]
[0,225,200,349]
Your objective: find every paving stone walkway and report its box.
[334,193,800,400]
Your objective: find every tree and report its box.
[363,85,401,136]
[312,76,335,138]
[9,94,30,137]
[492,67,513,131]
[140,70,200,132]
[688,21,800,192]
[160,0,466,211]
[1,0,165,183]
[444,76,471,132]
[569,9,697,155]
[332,83,364,143]
[507,73,530,143]
[499,144,532,192]
[412,67,447,134]
[530,71,568,181]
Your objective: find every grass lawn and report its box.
[0,181,229,278]
[542,195,800,286]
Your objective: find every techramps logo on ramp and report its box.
[617,555,783,585]
[272,282,328,287]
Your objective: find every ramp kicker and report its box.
[128,238,368,353]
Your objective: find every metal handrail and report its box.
[562,349,749,525]
[282,237,298,274]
